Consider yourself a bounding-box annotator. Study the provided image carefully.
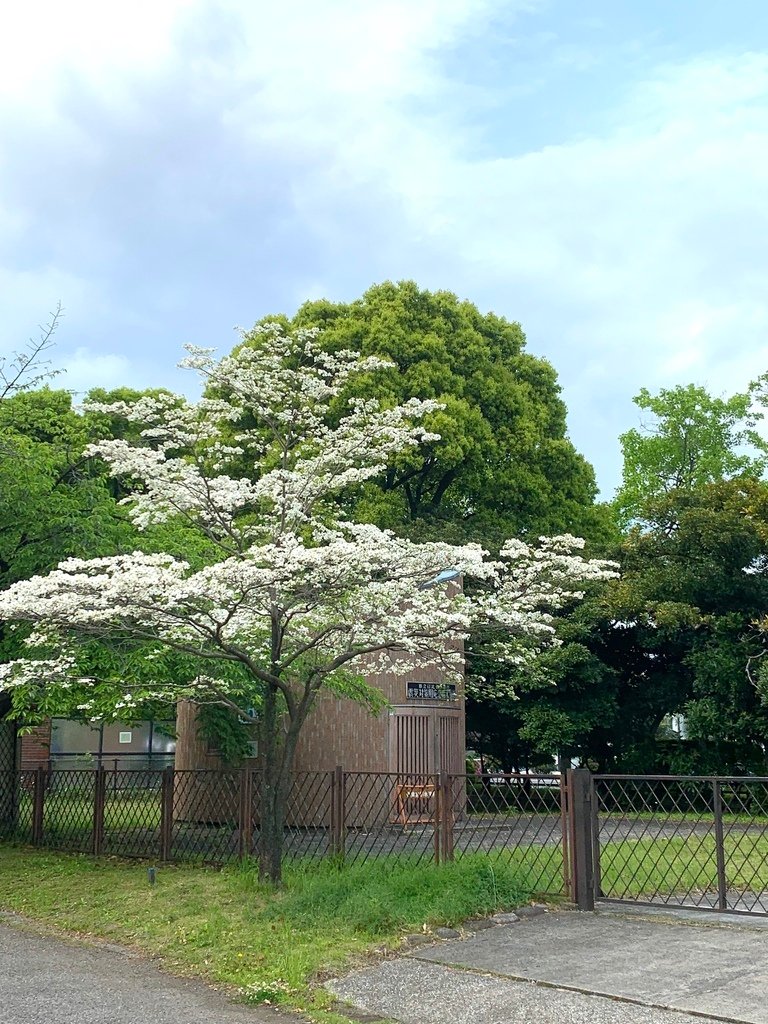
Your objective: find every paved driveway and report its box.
[0,921,288,1024]
[329,906,768,1024]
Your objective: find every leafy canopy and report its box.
[257,281,603,546]
[0,326,615,735]
[614,383,767,528]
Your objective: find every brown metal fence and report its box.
[0,767,571,896]
[5,767,768,915]
[590,774,768,915]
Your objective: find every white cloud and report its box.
[1,2,767,496]
[60,348,133,396]
[0,0,194,100]
[338,50,768,492]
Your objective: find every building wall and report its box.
[291,656,466,827]
[19,722,52,770]
[292,661,464,775]
[173,653,466,827]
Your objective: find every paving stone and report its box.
[514,905,546,918]
[328,1000,391,1024]
[462,918,496,931]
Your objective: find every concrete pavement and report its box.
[0,921,290,1024]
[329,907,768,1024]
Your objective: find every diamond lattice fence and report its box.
[42,770,96,853]
[593,775,768,914]
[102,770,163,859]
[451,774,569,895]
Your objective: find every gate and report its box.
[587,774,768,915]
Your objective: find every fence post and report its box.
[433,773,441,864]
[568,769,595,911]
[239,767,254,861]
[712,781,728,912]
[330,765,345,860]
[31,766,45,846]
[440,771,454,862]
[159,766,174,862]
[93,765,106,856]
[559,774,571,900]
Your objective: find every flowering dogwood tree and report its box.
[0,325,615,880]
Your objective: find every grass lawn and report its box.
[598,833,768,899]
[0,846,536,1022]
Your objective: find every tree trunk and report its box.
[259,683,292,883]
[259,748,292,884]
[258,683,310,884]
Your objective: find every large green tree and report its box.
[471,480,768,774]
[0,387,136,772]
[614,383,766,528]
[256,283,611,771]
[0,328,614,881]
[473,373,768,775]
[261,281,604,546]
[0,390,129,595]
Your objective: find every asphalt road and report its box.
[0,921,290,1024]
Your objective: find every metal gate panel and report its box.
[591,774,768,916]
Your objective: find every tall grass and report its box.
[0,847,535,1021]
[249,854,532,935]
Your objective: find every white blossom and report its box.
[0,326,618,723]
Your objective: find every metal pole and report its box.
[93,765,106,856]
[331,765,345,860]
[159,766,174,862]
[32,766,45,846]
[433,773,441,865]
[712,780,728,912]
[591,780,603,900]
[559,773,571,900]
[440,771,454,862]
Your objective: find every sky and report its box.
[1,0,767,498]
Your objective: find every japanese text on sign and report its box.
[406,681,457,701]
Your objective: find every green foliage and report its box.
[252,856,531,935]
[0,390,135,688]
[0,390,129,584]
[607,480,768,772]
[197,704,255,766]
[467,582,621,771]
[614,383,766,528]
[470,478,768,774]
[259,281,602,546]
